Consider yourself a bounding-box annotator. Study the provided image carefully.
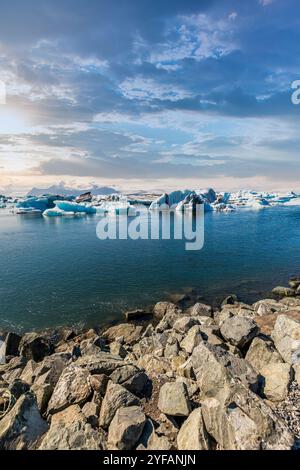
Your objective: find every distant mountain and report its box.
[27,183,119,197]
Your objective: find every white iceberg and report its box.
[54,200,97,214]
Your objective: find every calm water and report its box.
[0,206,300,332]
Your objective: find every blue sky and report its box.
[0,0,299,192]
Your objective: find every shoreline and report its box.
[0,277,300,450]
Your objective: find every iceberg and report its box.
[150,188,216,212]
[54,200,96,214]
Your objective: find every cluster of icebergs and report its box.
[1,189,300,218]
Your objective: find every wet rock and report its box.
[272,286,295,298]
[0,392,48,450]
[47,364,92,414]
[107,406,146,450]
[220,316,259,349]
[221,294,239,306]
[245,337,283,372]
[124,309,149,321]
[177,408,211,450]
[272,314,300,364]
[99,381,139,429]
[103,324,144,346]
[260,363,292,402]
[158,382,191,417]
[19,333,53,362]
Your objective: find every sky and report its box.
[0,0,300,193]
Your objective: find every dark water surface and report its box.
[0,206,300,331]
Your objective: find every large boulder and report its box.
[107,406,146,450]
[158,382,191,417]
[19,333,53,362]
[110,366,149,397]
[177,408,211,450]
[180,325,203,354]
[260,363,292,402]
[4,332,22,357]
[220,316,259,349]
[245,337,283,372]
[190,343,259,398]
[0,392,48,450]
[75,353,124,375]
[272,314,300,364]
[47,364,92,414]
[137,419,172,450]
[99,382,139,429]
[201,380,294,450]
[190,303,213,318]
[153,302,180,320]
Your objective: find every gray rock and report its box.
[164,337,179,358]
[177,408,211,450]
[180,325,203,354]
[260,363,292,402]
[201,380,294,450]
[190,303,213,317]
[245,337,283,372]
[293,364,300,387]
[19,333,53,362]
[82,401,99,426]
[39,420,105,450]
[173,316,198,334]
[20,360,38,385]
[103,324,144,346]
[272,314,300,364]
[31,382,53,414]
[220,316,259,349]
[107,406,146,450]
[47,364,92,414]
[137,419,172,450]
[75,352,124,375]
[110,366,149,397]
[90,374,109,396]
[153,302,180,320]
[99,381,139,429]
[109,342,127,358]
[0,392,48,450]
[158,382,191,417]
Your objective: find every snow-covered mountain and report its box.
[27,183,119,197]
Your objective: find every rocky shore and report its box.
[1,279,300,450]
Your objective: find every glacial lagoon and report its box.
[0,206,300,331]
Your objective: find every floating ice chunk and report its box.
[43,208,63,217]
[54,200,96,214]
[150,189,215,211]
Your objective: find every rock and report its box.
[39,419,105,450]
[190,343,259,397]
[272,286,295,298]
[245,337,283,372]
[8,379,30,400]
[109,341,127,358]
[176,377,199,398]
[164,337,179,358]
[31,383,53,413]
[289,276,300,289]
[47,365,92,414]
[0,392,48,450]
[110,366,149,397]
[80,336,106,356]
[153,302,180,320]
[4,332,22,357]
[158,382,191,417]
[99,381,139,429]
[20,360,38,385]
[220,316,259,349]
[19,333,53,362]
[173,316,198,334]
[272,314,300,364]
[90,374,109,396]
[253,299,286,316]
[107,406,146,450]
[133,333,168,357]
[137,419,172,450]
[214,309,233,327]
[201,380,294,450]
[293,364,300,387]
[190,303,212,317]
[177,408,211,450]
[124,309,149,321]
[33,352,72,390]
[221,295,238,306]
[155,413,179,444]
[51,404,86,426]
[103,324,144,346]
[260,363,292,402]
[280,297,300,308]
[75,352,124,375]
[137,354,171,375]
[180,325,203,354]
[82,402,99,426]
